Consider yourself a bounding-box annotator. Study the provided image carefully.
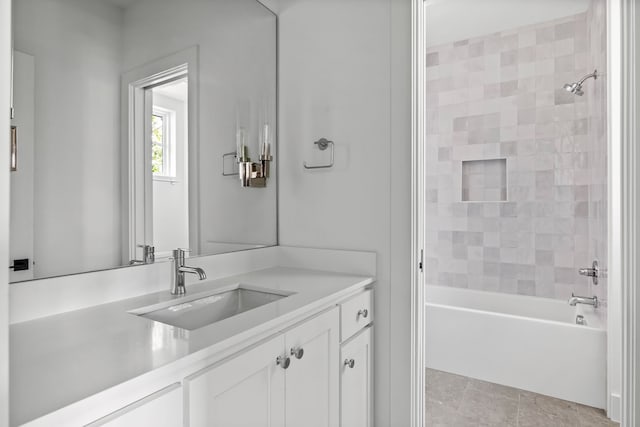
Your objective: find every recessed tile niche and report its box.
[461,159,507,202]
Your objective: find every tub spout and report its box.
[568,293,598,308]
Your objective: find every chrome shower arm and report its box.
[577,69,598,85]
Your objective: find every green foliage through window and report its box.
[151,114,164,175]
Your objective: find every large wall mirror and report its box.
[9,0,277,282]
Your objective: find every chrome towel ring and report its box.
[303,138,334,169]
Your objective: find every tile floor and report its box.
[426,369,618,427]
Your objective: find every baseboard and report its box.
[608,393,621,423]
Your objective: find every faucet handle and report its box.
[172,248,192,263]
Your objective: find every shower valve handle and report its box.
[579,268,597,277]
[578,260,599,285]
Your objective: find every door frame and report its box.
[617,1,639,424]
[409,0,426,426]
[120,47,199,264]
[409,1,638,426]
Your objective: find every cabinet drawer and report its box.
[340,289,373,341]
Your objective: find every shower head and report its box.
[563,82,584,96]
[563,69,598,96]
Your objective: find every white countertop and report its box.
[10,267,373,426]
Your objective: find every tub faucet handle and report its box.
[578,260,599,285]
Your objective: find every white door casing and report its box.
[618,0,639,425]
[410,0,427,426]
[120,47,199,264]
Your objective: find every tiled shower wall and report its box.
[424,4,607,300]
[586,0,608,307]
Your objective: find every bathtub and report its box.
[425,285,607,409]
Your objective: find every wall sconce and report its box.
[236,125,273,188]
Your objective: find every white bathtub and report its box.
[425,285,607,409]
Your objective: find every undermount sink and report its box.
[129,284,295,330]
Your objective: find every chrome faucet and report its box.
[171,248,206,295]
[568,293,598,308]
[130,245,155,265]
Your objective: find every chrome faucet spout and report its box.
[179,266,207,280]
[568,293,598,308]
[171,248,207,295]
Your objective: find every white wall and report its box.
[0,0,10,423]
[152,93,189,257]
[425,0,590,47]
[13,0,123,278]
[278,0,411,425]
[390,0,412,422]
[122,0,277,252]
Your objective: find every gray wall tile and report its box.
[424,9,606,301]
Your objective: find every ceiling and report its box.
[153,79,188,103]
[425,0,590,47]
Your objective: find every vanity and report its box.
[10,248,375,426]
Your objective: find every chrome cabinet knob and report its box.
[290,347,304,359]
[344,358,355,369]
[276,355,291,369]
[357,309,369,319]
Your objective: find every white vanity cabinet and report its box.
[185,307,339,427]
[284,307,340,427]
[186,335,286,427]
[86,384,183,427]
[339,289,373,341]
[340,327,373,427]
[339,290,373,427]
[15,277,374,427]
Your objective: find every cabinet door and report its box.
[86,383,182,427]
[340,326,372,427]
[284,308,340,427]
[185,335,286,427]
